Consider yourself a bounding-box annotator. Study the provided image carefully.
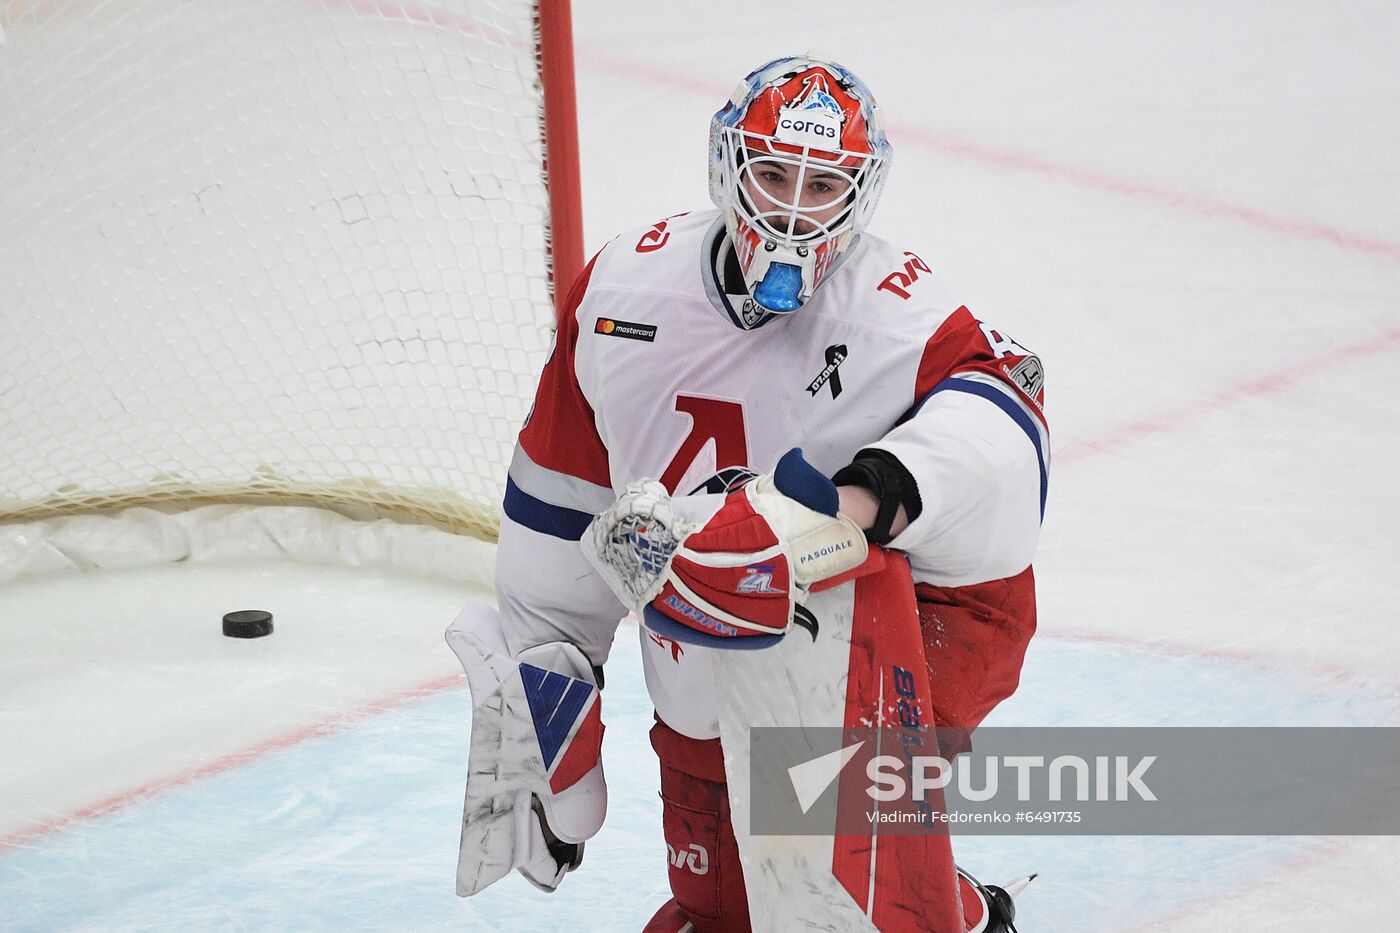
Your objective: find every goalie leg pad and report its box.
[444,602,606,896]
[716,554,966,932]
[650,720,752,933]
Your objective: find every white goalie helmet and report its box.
[709,54,892,315]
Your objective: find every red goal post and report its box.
[538,0,585,319]
[0,0,585,554]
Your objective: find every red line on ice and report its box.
[0,670,464,852]
[1048,628,1400,696]
[894,128,1400,263]
[1128,836,1350,933]
[582,54,1400,263]
[1052,323,1400,464]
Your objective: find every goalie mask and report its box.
[709,55,892,316]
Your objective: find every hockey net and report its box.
[0,0,582,579]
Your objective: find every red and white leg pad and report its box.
[444,601,606,896]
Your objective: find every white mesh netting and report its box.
[0,0,561,554]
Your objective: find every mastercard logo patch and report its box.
[593,317,657,342]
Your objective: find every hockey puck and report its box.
[222,609,274,638]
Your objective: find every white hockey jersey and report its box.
[494,210,1048,739]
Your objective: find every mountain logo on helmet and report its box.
[792,74,845,116]
[709,55,892,323]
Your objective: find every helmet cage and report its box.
[720,127,885,248]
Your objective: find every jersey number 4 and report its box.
[978,321,1032,359]
[659,395,749,493]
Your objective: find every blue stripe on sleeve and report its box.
[503,476,596,541]
[924,377,1049,519]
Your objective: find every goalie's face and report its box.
[738,154,857,240]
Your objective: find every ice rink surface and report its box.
[4,1,1400,930]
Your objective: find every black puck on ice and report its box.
[222,610,274,638]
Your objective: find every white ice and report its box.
[4,1,1400,930]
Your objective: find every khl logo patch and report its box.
[1005,355,1044,400]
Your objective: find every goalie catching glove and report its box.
[585,448,869,648]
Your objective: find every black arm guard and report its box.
[831,448,922,546]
